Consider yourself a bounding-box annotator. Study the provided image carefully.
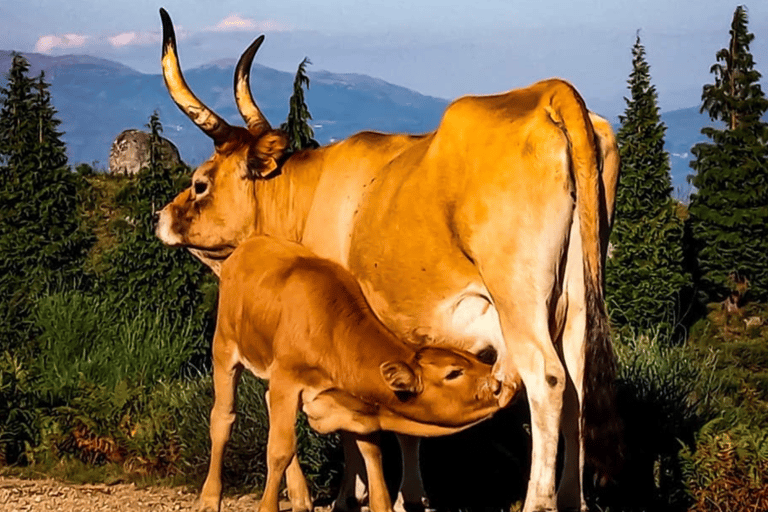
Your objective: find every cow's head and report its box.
[155,9,287,272]
[380,346,519,427]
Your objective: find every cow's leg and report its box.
[501,318,565,512]
[479,264,566,512]
[393,434,430,512]
[558,378,585,512]
[259,378,301,512]
[333,432,369,512]
[266,390,313,512]
[199,360,242,512]
[557,224,588,512]
[355,432,393,512]
[468,195,572,512]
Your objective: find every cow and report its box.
[202,234,517,512]
[155,8,622,512]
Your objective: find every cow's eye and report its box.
[445,369,464,381]
[194,181,208,195]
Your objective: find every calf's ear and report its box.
[380,361,423,395]
[247,130,288,179]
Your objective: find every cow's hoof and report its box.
[402,499,432,512]
[332,496,363,512]
[195,498,220,512]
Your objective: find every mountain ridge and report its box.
[1,50,737,193]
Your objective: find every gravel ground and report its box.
[0,477,290,512]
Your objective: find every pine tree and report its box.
[606,35,691,337]
[687,5,768,305]
[280,57,319,153]
[99,112,216,352]
[0,54,92,352]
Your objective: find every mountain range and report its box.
[0,50,730,195]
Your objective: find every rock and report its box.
[109,129,182,175]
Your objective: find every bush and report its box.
[680,390,768,512]
[0,352,38,466]
[32,290,207,391]
[591,332,718,511]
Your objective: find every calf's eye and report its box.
[194,181,208,195]
[445,369,464,381]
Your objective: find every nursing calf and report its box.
[200,235,517,512]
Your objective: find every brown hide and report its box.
[200,235,514,512]
[156,10,621,512]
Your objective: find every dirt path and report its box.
[0,476,283,512]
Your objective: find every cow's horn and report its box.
[159,8,232,145]
[234,35,271,133]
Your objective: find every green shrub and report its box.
[25,368,342,500]
[592,332,718,511]
[32,290,207,391]
[0,352,38,465]
[680,396,768,511]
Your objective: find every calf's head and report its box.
[155,9,287,270]
[380,346,518,427]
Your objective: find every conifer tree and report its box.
[687,5,768,304]
[0,54,91,352]
[280,57,319,153]
[100,112,215,343]
[606,35,690,337]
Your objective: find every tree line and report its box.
[605,5,767,340]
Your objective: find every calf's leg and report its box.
[286,454,313,512]
[268,389,313,512]
[199,362,242,512]
[259,378,302,512]
[355,433,393,512]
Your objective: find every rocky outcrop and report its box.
[109,129,181,175]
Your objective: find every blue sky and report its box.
[2,1,767,117]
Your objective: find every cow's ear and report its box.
[247,130,288,179]
[380,361,423,395]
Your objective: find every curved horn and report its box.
[234,35,271,133]
[159,8,232,145]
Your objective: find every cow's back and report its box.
[332,82,578,353]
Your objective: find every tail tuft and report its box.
[582,277,624,479]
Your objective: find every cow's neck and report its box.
[253,150,325,242]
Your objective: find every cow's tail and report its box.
[547,80,623,480]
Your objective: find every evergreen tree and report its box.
[99,112,216,355]
[606,35,690,337]
[687,5,768,304]
[280,57,319,153]
[0,54,92,353]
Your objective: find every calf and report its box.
[199,235,519,512]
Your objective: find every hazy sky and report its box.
[2,1,767,117]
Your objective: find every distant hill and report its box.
[0,51,449,169]
[1,50,760,195]
[660,106,716,197]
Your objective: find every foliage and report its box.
[679,397,768,512]
[23,370,343,498]
[606,35,691,340]
[95,113,217,360]
[687,5,768,304]
[590,332,717,511]
[0,352,38,466]
[32,291,207,391]
[0,54,93,353]
[280,58,319,154]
